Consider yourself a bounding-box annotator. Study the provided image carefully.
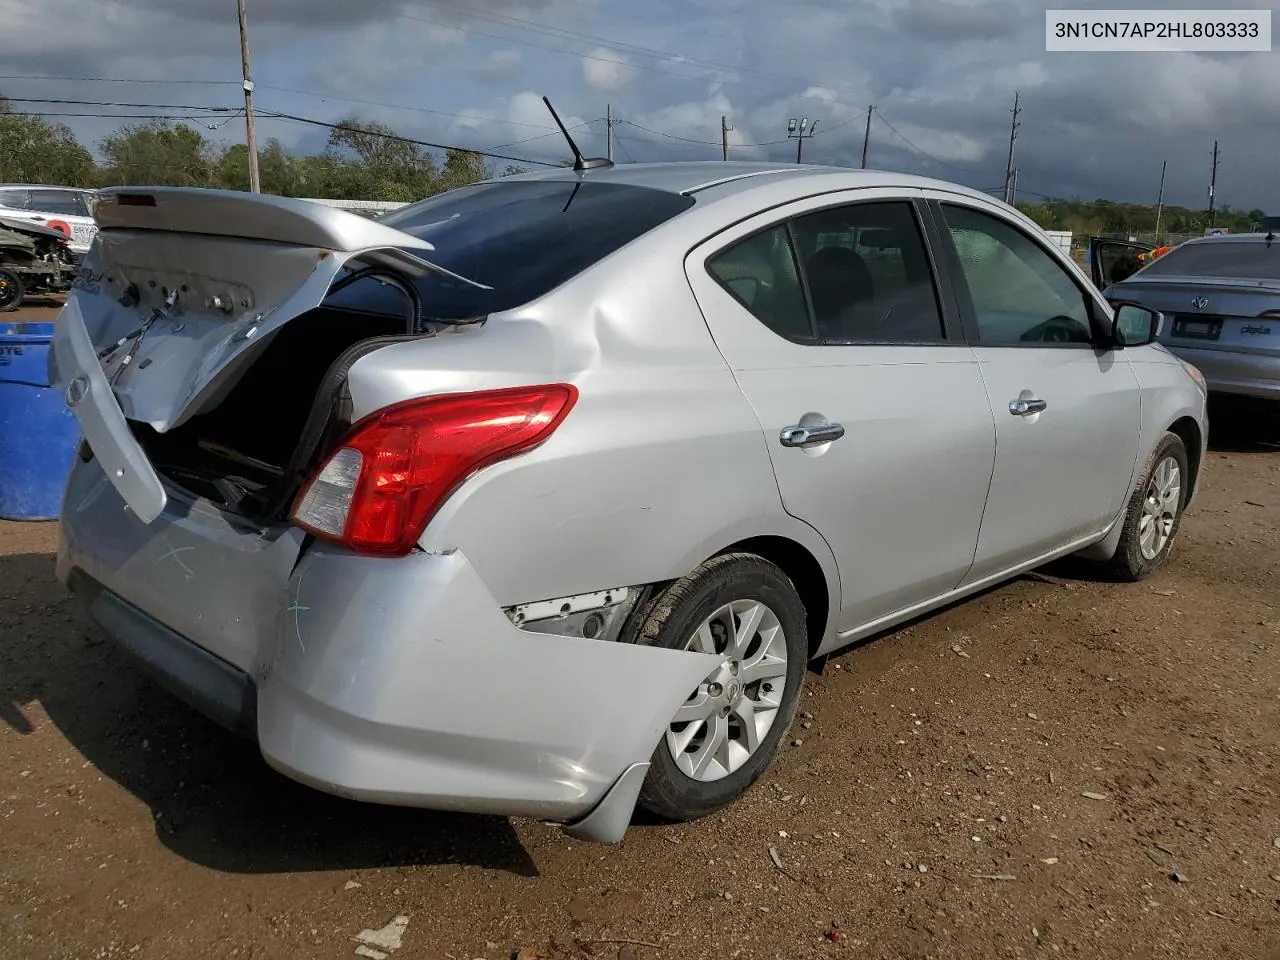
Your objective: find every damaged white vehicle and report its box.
[52,162,1207,842]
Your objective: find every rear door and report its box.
[686,190,997,634]
[1088,238,1154,289]
[927,198,1143,579]
[25,188,97,250]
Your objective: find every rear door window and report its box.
[26,189,90,217]
[0,189,28,210]
[363,180,695,319]
[790,201,946,342]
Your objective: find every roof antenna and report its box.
[542,96,614,172]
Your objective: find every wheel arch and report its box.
[1167,415,1203,502]
[715,534,833,659]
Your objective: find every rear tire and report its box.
[628,553,808,823]
[1109,432,1189,582]
[0,269,23,312]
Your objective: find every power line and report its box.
[0,74,238,86]
[616,118,790,148]
[873,111,972,172]
[255,110,562,167]
[484,118,602,150]
[5,110,239,121]
[3,96,239,111]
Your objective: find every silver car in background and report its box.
[50,163,1208,843]
[1093,230,1280,407]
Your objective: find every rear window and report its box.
[354,179,695,320]
[26,189,90,217]
[1138,240,1280,281]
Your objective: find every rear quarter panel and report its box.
[342,233,841,614]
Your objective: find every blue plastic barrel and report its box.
[0,322,82,521]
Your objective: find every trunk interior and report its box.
[128,306,409,523]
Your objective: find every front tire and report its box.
[627,553,808,823]
[1109,432,1189,581]
[0,269,24,312]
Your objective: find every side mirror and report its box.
[1109,302,1162,347]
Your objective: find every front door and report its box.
[686,193,997,634]
[928,200,1143,581]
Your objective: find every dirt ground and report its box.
[2,388,1279,959]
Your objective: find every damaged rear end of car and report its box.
[52,184,723,841]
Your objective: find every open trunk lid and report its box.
[50,186,486,524]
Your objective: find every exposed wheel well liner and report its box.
[1168,416,1202,499]
[718,535,829,658]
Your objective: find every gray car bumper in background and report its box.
[1165,344,1280,402]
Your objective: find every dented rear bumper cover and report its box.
[57,467,720,841]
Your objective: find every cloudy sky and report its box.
[1,0,1277,210]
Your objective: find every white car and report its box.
[0,184,98,258]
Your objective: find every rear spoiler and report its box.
[90,187,490,289]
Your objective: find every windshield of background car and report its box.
[337,179,696,320]
[1137,239,1280,281]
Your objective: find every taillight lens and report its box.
[291,384,578,557]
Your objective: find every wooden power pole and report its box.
[721,115,731,161]
[1002,91,1021,205]
[1154,160,1167,241]
[236,0,261,193]
[606,104,614,162]
[861,104,874,168]
[1207,140,1219,227]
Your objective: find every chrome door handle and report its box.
[779,422,845,447]
[1008,397,1048,416]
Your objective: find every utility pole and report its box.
[236,0,261,193]
[1002,91,1020,205]
[606,104,614,162]
[1207,140,1219,227]
[786,117,818,163]
[1154,160,1167,242]
[861,104,874,169]
[721,115,732,161]
[1010,167,1018,205]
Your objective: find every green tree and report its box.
[214,139,301,194]
[0,95,95,185]
[99,121,214,187]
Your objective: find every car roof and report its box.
[499,161,998,205]
[0,183,96,192]
[1176,232,1274,246]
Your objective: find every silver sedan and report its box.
[51,162,1208,842]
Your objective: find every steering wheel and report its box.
[1020,314,1085,343]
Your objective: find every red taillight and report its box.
[291,384,579,557]
[46,219,72,240]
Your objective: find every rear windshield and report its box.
[340,179,695,320]
[1138,239,1280,281]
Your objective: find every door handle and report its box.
[780,422,846,447]
[1008,397,1048,417]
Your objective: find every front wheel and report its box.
[628,553,808,823]
[0,269,24,312]
[1109,432,1189,581]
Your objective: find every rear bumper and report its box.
[68,570,258,738]
[1164,344,1280,402]
[58,463,719,839]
